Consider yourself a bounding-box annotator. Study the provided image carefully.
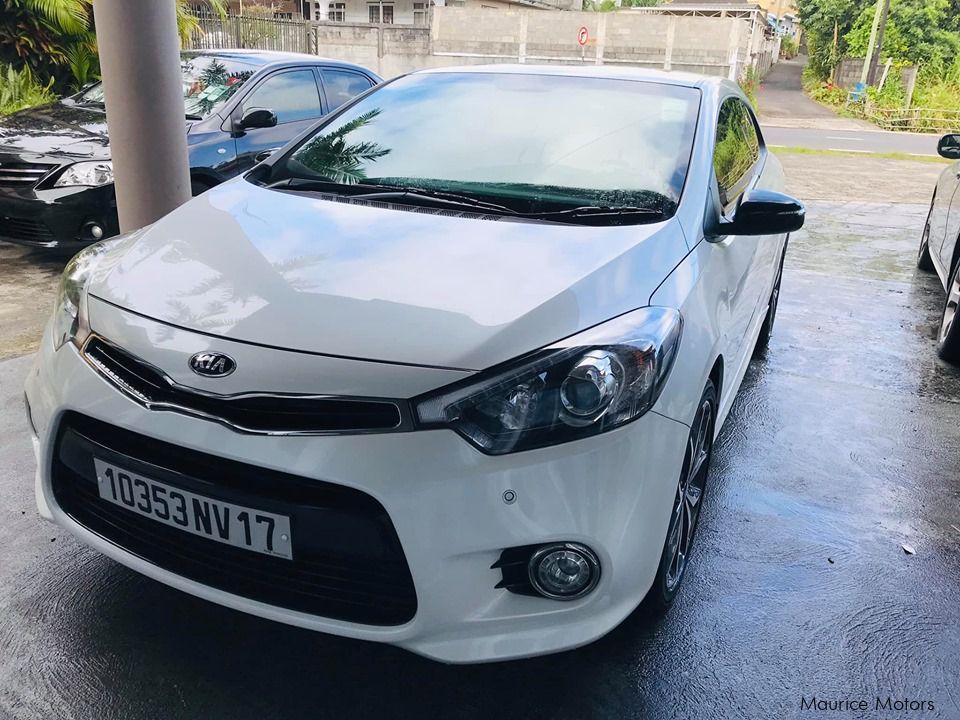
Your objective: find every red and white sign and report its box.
[577,26,589,46]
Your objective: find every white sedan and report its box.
[25,66,804,663]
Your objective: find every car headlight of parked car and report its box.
[52,231,142,350]
[54,160,114,188]
[415,306,683,454]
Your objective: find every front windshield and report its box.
[76,55,256,119]
[269,72,700,222]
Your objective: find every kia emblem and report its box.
[189,351,236,378]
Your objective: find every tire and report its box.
[754,238,788,355]
[918,219,936,272]
[643,379,717,612]
[937,260,960,365]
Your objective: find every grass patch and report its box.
[770,145,949,163]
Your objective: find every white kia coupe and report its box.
[25,66,804,663]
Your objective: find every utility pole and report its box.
[93,0,191,233]
[867,0,891,85]
[860,0,884,86]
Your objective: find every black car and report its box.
[0,49,380,249]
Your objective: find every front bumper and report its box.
[25,300,690,663]
[0,183,118,250]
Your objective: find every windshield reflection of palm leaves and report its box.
[296,109,390,184]
[188,62,254,117]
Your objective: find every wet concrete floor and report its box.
[1,200,959,719]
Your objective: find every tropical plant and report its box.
[295,109,392,184]
[780,35,799,59]
[796,0,868,79]
[2,0,227,92]
[0,63,56,115]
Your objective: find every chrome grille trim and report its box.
[80,335,412,436]
[0,161,56,187]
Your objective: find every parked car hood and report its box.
[91,180,688,371]
[0,101,110,159]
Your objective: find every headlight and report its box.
[54,161,114,187]
[415,306,683,454]
[52,231,141,350]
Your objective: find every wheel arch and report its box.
[708,355,724,399]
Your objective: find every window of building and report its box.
[368,3,394,23]
[328,2,346,21]
[274,11,293,18]
[413,1,427,25]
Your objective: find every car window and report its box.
[321,69,374,112]
[270,72,701,223]
[713,98,760,207]
[76,55,256,120]
[244,70,323,124]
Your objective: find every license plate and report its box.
[93,458,293,560]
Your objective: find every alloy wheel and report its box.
[940,267,960,344]
[664,396,714,592]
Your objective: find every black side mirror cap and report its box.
[711,189,806,238]
[237,107,278,131]
[938,133,960,160]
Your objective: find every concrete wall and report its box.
[313,7,770,80]
[833,57,918,90]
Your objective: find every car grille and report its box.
[0,160,55,187]
[82,336,407,435]
[0,216,55,244]
[52,412,419,626]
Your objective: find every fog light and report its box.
[82,222,104,241]
[528,543,600,600]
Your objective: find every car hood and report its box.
[91,180,688,371]
[0,101,111,159]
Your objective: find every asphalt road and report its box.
[757,56,943,157]
[2,198,959,719]
[763,126,942,157]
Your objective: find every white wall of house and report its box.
[306,0,430,24]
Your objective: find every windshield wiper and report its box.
[267,178,519,216]
[185,113,203,121]
[349,186,519,215]
[519,205,666,224]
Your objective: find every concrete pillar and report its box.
[93,0,191,233]
[663,17,676,71]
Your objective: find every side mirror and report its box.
[938,134,960,160]
[716,189,806,237]
[237,107,277,131]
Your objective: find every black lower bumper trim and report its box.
[51,412,418,626]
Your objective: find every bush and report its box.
[0,63,56,116]
[740,66,760,108]
[808,80,847,106]
[780,36,799,59]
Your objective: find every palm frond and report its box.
[23,0,90,35]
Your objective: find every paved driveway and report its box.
[1,187,959,718]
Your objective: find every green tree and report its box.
[1,0,226,91]
[844,0,960,66]
[796,0,869,78]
